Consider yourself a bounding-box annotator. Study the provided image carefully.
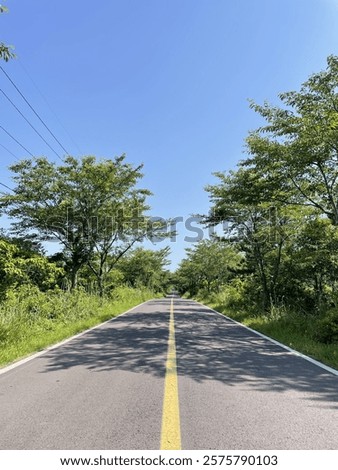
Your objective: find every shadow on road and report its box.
[42,305,169,378]
[175,303,338,410]
[41,299,338,409]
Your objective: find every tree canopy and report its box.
[246,55,338,224]
[201,55,338,319]
[0,5,15,61]
[0,155,165,293]
[175,239,243,297]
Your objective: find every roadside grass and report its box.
[0,285,156,367]
[201,299,338,371]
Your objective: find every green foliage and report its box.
[175,239,243,297]
[0,239,24,297]
[205,167,306,309]
[246,55,338,224]
[188,56,338,369]
[314,310,338,344]
[117,246,171,293]
[0,4,15,61]
[0,285,156,366]
[203,56,338,314]
[0,155,164,293]
[205,278,248,311]
[0,239,64,299]
[22,257,65,291]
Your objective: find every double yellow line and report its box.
[160,298,181,450]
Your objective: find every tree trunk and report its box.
[254,243,270,311]
[70,267,78,290]
[97,273,104,297]
[314,273,323,311]
[270,238,284,305]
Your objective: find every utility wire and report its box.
[0,181,14,192]
[0,65,70,155]
[0,88,63,161]
[0,142,18,160]
[0,125,34,156]
[18,60,82,155]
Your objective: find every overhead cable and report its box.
[0,124,34,156]
[0,181,14,192]
[18,60,82,154]
[0,65,70,155]
[0,142,18,159]
[0,88,63,161]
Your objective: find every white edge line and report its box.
[193,299,338,377]
[0,299,154,376]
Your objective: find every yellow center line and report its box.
[160,298,181,450]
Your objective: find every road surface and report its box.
[0,298,337,449]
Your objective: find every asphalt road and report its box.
[0,298,337,449]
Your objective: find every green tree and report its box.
[0,238,63,299]
[283,218,338,312]
[0,5,15,61]
[175,239,242,296]
[203,56,338,312]
[117,247,171,292]
[173,257,200,296]
[205,166,313,310]
[0,155,158,292]
[246,55,338,225]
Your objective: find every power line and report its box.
[0,181,14,192]
[18,60,82,155]
[0,142,18,160]
[0,65,71,155]
[0,125,34,156]
[0,88,63,161]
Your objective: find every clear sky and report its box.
[1,0,338,268]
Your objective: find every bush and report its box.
[203,278,252,311]
[314,310,338,344]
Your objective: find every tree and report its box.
[246,55,338,225]
[283,218,338,312]
[175,239,242,296]
[0,155,159,292]
[0,238,64,299]
[117,247,171,292]
[0,5,15,61]
[201,55,338,320]
[205,166,313,310]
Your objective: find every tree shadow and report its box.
[41,299,338,409]
[43,306,169,378]
[174,304,338,409]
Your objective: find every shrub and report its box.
[314,309,338,344]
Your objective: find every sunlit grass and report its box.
[0,286,156,367]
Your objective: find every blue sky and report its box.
[1,0,338,268]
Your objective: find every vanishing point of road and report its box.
[0,297,337,449]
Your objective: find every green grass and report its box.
[202,300,338,371]
[0,285,156,367]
